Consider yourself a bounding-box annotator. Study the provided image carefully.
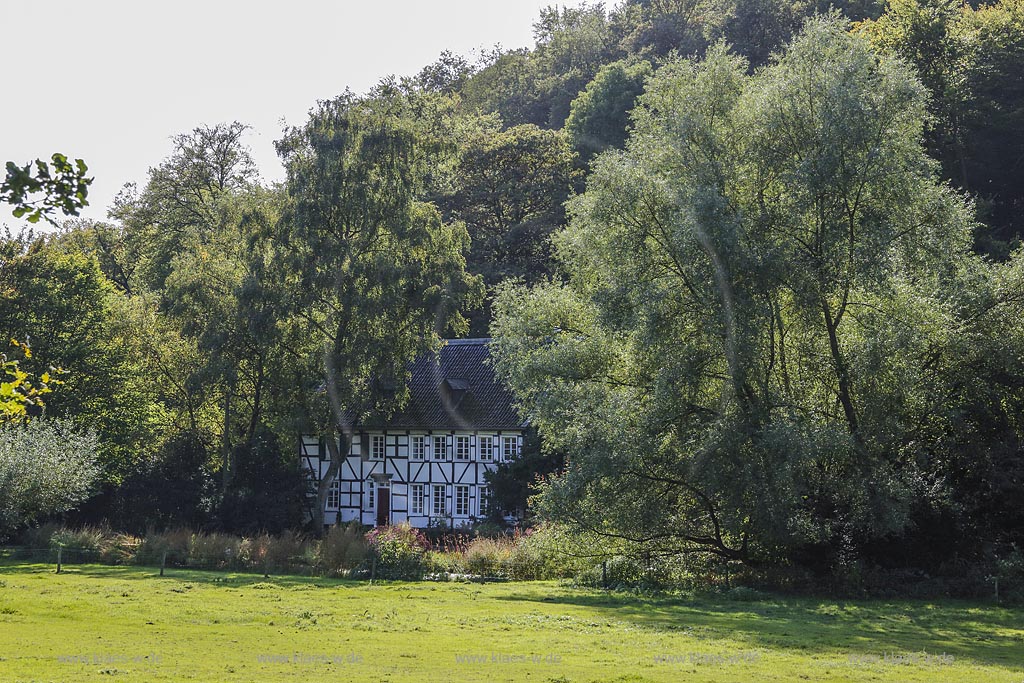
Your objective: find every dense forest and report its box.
[3,0,1024,588]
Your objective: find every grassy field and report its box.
[0,562,1022,682]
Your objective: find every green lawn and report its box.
[0,562,1022,682]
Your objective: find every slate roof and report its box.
[359,338,525,431]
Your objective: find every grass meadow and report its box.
[0,561,1022,682]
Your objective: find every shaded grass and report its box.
[0,561,1021,682]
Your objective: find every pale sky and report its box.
[1,0,586,224]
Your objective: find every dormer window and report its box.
[442,378,470,409]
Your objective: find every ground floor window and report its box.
[432,484,446,515]
[411,483,425,515]
[455,485,470,516]
[367,484,375,510]
[326,479,340,509]
[478,485,490,516]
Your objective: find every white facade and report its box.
[300,429,523,529]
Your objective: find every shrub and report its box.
[49,526,115,563]
[366,523,428,580]
[102,532,142,565]
[424,549,464,575]
[135,528,191,566]
[321,522,369,575]
[464,536,514,577]
[188,532,240,569]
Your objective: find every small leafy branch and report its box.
[1,338,64,422]
[2,153,92,224]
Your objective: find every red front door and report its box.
[376,487,390,526]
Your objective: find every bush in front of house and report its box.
[320,522,369,575]
[366,523,428,579]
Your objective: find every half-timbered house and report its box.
[300,338,525,529]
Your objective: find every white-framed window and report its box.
[370,434,386,460]
[411,483,425,515]
[411,435,426,461]
[478,485,491,516]
[432,484,446,515]
[455,435,471,460]
[479,436,494,462]
[367,484,375,510]
[433,435,447,461]
[326,479,340,509]
[501,436,519,461]
[455,485,470,516]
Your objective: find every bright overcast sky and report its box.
[1,0,586,224]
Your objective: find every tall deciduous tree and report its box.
[272,90,482,530]
[492,15,1012,567]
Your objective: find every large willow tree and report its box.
[492,15,1024,566]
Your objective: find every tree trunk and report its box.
[820,297,859,437]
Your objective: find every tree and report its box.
[566,58,653,161]
[443,124,581,332]
[0,418,100,539]
[272,89,482,530]
[0,235,151,478]
[492,15,1001,568]
[116,122,258,292]
[2,153,91,224]
[859,0,1024,252]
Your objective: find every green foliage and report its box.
[485,430,564,523]
[566,58,653,161]
[216,430,306,534]
[0,339,61,422]
[1,153,91,224]
[859,0,1024,250]
[116,431,214,532]
[0,419,100,539]
[442,123,580,332]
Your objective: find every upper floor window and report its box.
[411,435,426,461]
[455,435,472,461]
[433,435,447,461]
[501,436,520,461]
[370,435,385,460]
[479,436,494,462]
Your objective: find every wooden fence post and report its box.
[56,547,62,574]
[602,560,608,589]
[160,551,166,577]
